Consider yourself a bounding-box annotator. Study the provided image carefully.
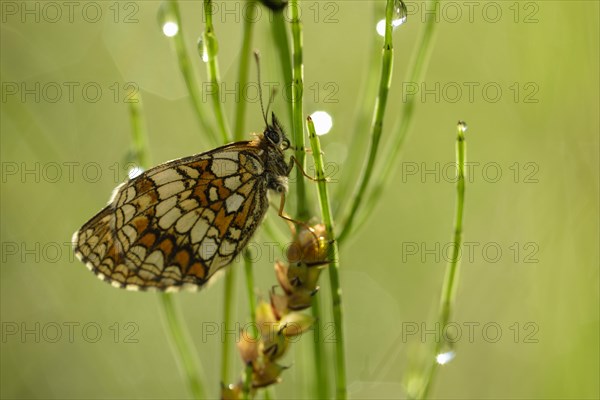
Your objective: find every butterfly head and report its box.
[264,112,290,151]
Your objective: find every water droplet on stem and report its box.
[375,0,408,37]
[435,350,456,365]
[197,37,208,63]
[393,0,408,26]
[310,111,333,135]
[157,1,178,37]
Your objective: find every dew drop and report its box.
[157,2,178,37]
[457,120,468,133]
[435,350,456,365]
[162,22,179,37]
[376,20,386,37]
[310,111,333,135]
[197,37,208,63]
[375,0,408,37]
[393,0,408,26]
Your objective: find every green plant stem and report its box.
[271,9,319,394]
[169,0,217,147]
[333,2,385,215]
[264,388,272,399]
[418,123,467,399]
[354,0,441,236]
[159,294,207,400]
[128,94,149,169]
[203,0,232,143]
[271,9,311,221]
[338,0,395,244]
[243,250,258,329]
[242,250,257,400]
[221,2,257,385]
[289,4,328,390]
[289,0,309,221]
[233,1,257,141]
[128,93,206,400]
[220,268,236,385]
[307,116,346,399]
[310,294,328,399]
[243,363,253,400]
[270,12,293,125]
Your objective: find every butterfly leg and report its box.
[289,145,316,155]
[275,190,323,245]
[288,156,328,183]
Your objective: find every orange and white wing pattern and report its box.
[72,142,271,292]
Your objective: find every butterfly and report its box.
[72,112,294,292]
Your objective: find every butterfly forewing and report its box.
[73,141,273,292]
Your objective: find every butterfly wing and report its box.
[72,142,269,291]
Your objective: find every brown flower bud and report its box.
[220,382,242,400]
[279,313,315,337]
[252,360,288,388]
[286,224,329,265]
[237,330,260,364]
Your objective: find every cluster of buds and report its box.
[222,224,330,399]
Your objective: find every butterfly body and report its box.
[72,113,291,292]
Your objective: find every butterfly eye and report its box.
[266,128,280,145]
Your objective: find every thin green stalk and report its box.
[220,267,236,385]
[233,1,258,141]
[307,116,347,399]
[354,0,441,236]
[289,3,326,392]
[338,0,395,244]
[242,250,257,400]
[289,0,309,221]
[264,388,272,399]
[128,93,206,400]
[167,0,218,147]
[159,294,207,400]
[271,11,320,394]
[417,122,467,399]
[243,363,253,400]
[310,294,328,399]
[128,94,149,169]
[333,1,385,215]
[203,0,232,143]
[243,250,258,329]
[222,2,257,384]
[271,12,293,125]
[270,10,311,223]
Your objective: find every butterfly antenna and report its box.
[254,50,269,126]
[266,87,277,119]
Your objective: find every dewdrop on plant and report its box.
[157,2,179,37]
[376,0,408,36]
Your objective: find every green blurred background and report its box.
[1,1,598,399]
